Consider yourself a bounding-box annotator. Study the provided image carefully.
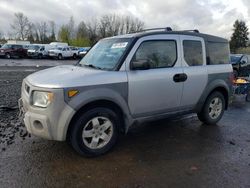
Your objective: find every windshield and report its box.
[230,55,242,63]
[28,45,40,50]
[1,44,12,49]
[78,38,132,70]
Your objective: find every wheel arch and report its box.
[66,99,127,141]
[195,80,231,112]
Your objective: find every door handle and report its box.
[173,73,187,82]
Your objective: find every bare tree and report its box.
[77,21,88,39]
[49,21,56,41]
[121,16,144,34]
[0,30,3,39]
[11,12,30,40]
[86,19,99,45]
[98,14,144,38]
[36,22,48,43]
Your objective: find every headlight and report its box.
[32,91,54,108]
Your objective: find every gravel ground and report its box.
[0,69,36,151]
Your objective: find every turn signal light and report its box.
[68,90,78,98]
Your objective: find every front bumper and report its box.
[0,52,5,56]
[20,80,75,141]
[27,52,39,57]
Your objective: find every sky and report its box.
[0,0,249,39]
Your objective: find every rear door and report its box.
[126,35,184,118]
[180,35,208,108]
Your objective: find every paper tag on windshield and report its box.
[111,42,128,49]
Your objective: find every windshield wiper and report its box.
[83,64,104,70]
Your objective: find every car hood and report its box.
[25,65,127,88]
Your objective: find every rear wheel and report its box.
[73,53,77,59]
[246,93,250,102]
[197,91,225,125]
[69,107,120,157]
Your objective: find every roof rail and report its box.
[141,27,173,32]
[181,29,199,33]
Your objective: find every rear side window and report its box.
[133,40,177,68]
[207,42,229,65]
[183,40,203,66]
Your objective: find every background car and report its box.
[230,54,250,77]
[0,44,27,58]
[78,47,91,57]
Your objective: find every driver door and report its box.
[126,35,184,118]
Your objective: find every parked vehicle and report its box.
[0,44,27,58]
[20,28,233,157]
[78,47,91,57]
[230,54,250,77]
[27,44,53,59]
[69,46,79,59]
[48,46,78,59]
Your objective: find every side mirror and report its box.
[131,59,150,70]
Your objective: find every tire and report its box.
[5,53,11,59]
[73,53,77,59]
[38,54,43,59]
[197,91,225,125]
[69,107,120,157]
[58,54,63,60]
[246,93,250,102]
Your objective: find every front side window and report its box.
[208,42,230,65]
[132,40,177,69]
[183,40,203,66]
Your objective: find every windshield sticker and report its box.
[111,42,128,49]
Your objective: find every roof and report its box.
[111,30,228,43]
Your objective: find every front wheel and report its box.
[197,91,225,125]
[58,54,62,60]
[5,53,11,59]
[69,107,120,157]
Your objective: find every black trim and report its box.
[114,37,139,71]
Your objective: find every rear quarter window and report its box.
[183,40,203,66]
[207,42,230,65]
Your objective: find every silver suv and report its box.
[20,28,233,156]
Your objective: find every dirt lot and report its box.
[0,60,250,188]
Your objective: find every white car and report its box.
[48,46,78,60]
